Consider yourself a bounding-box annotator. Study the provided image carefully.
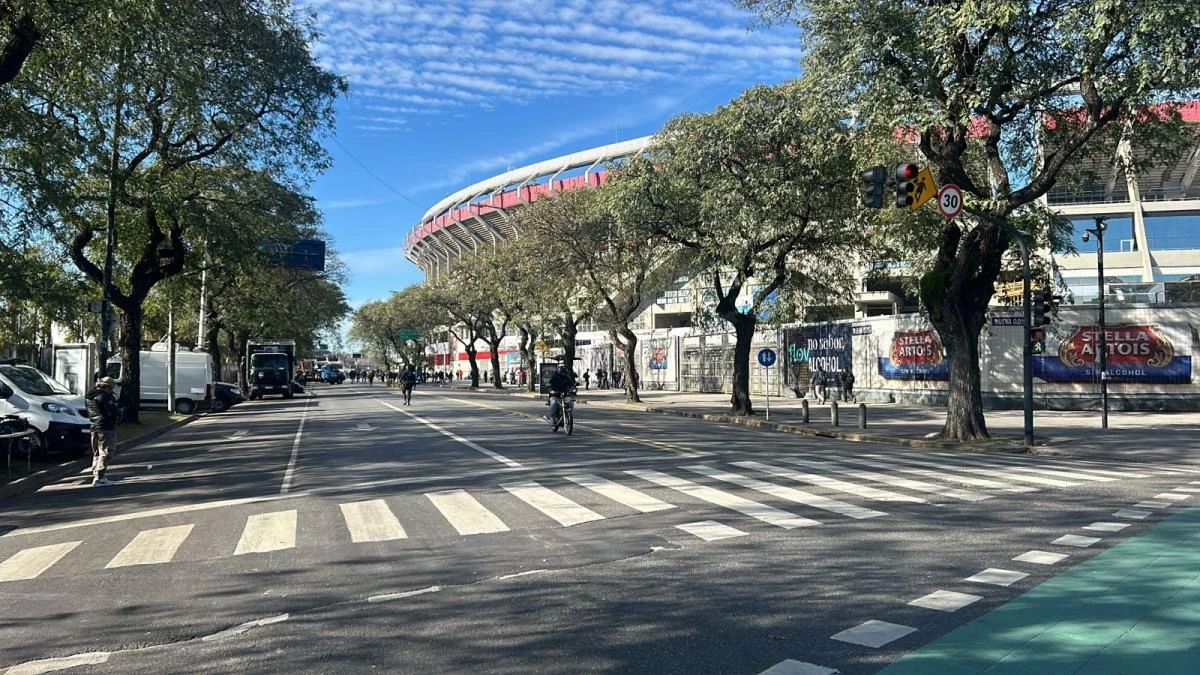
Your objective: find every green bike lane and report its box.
[881,499,1200,675]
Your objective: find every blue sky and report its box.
[297,0,802,309]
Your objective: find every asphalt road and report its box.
[1,383,1195,674]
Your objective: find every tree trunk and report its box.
[562,314,578,371]
[614,328,641,403]
[117,304,143,423]
[466,345,479,388]
[232,330,248,392]
[488,337,504,389]
[518,325,537,392]
[725,312,756,416]
[927,303,990,439]
[204,316,221,380]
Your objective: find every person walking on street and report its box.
[841,369,856,402]
[583,370,590,390]
[85,376,121,487]
[815,368,828,404]
[401,366,417,405]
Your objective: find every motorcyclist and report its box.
[545,363,576,431]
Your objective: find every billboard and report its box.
[1035,323,1193,384]
[877,328,950,381]
[785,324,852,386]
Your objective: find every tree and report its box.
[1,0,343,420]
[615,81,864,415]
[740,0,1200,438]
[519,182,683,403]
[416,278,490,388]
[349,287,439,371]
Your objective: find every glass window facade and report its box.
[1143,214,1200,250]
[1069,217,1134,253]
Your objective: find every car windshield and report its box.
[251,353,290,370]
[0,365,72,396]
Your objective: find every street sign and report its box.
[911,167,937,211]
[937,184,963,218]
[757,348,777,368]
[398,329,421,340]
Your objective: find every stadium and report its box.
[405,118,1200,409]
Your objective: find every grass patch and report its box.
[119,410,188,438]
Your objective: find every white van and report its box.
[0,362,91,457]
[107,346,214,415]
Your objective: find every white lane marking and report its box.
[356,423,375,431]
[501,481,604,527]
[496,569,548,580]
[1014,550,1070,565]
[831,619,917,648]
[779,457,990,502]
[908,590,982,612]
[858,454,1038,493]
[426,489,510,535]
[0,542,81,583]
[280,394,314,494]
[1083,522,1129,532]
[897,457,1077,488]
[340,500,407,543]
[1172,487,1200,493]
[731,462,889,519]
[368,585,442,603]
[734,459,921,505]
[201,613,289,641]
[626,470,816,529]
[1113,509,1151,519]
[928,454,1115,483]
[676,520,747,542]
[928,451,1152,479]
[226,430,247,441]
[4,651,111,674]
[1052,534,1101,548]
[965,568,1028,586]
[1134,501,1171,509]
[757,659,839,675]
[1155,492,1190,501]
[2,495,291,539]
[234,510,297,555]
[380,400,521,468]
[565,474,675,513]
[680,465,829,526]
[105,524,194,568]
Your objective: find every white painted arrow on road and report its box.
[226,430,247,441]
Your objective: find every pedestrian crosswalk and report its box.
[0,452,1183,583]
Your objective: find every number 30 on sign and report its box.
[937,184,962,219]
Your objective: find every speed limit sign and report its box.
[937,184,963,219]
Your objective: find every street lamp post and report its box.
[1083,217,1109,429]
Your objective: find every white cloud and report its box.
[296,0,800,110]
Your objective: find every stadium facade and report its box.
[406,119,1200,410]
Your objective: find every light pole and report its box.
[1082,217,1108,429]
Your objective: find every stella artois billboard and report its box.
[1034,323,1193,384]
[878,328,950,380]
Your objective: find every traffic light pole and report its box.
[1017,237,1034,448]
[1094,217,1108,429]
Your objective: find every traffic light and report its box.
[1030,327,1046,354]
[895,163,918,208]
[860,165,887,209]
[1032,291,1050,327]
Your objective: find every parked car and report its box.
[0,362,91,457]
[210,382,244,413]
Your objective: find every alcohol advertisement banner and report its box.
[877,329,950,381]
[1034,323,1193,384]
[784,324,852,386]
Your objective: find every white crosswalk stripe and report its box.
[931,452,1152,479]
[426,489,510,535]
[779,457,991,502]
[565,474,675,513]
[696,461,883,521]
[731,460,924,504]
[927,453,1117,483]
[677,520,746,541]
[234,510,297,555]
[340,500,407,542]
[857,454,1039,493]
[626,469,817,529]
[0,541,81,582]
[106,525,194,568]
[502,481,604,527]
[886,456,1078,487]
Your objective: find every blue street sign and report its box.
[757,348,777,368]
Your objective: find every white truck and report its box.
[107,344,215,414]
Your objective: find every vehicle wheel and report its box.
[565,410,574,435]
[175,398,197,415]
[211,396,229,413]
[16,431,47,461]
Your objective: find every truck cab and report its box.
[246,340,296,400]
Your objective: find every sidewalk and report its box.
[446,382,1200,466]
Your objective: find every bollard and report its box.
[801,399,810,423]
[858,402,867,429]
[830,400,839,426]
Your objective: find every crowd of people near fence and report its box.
[796,367,856,404]
[340,365,628,390]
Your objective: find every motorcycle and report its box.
[547,390,575,435]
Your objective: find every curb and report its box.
[0,415,197,501]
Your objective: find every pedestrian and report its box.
[85,376,121,487]
[401,366,417,405]
[367,370,375,386]
[841,369,856,402]
[815,368,828,404]
[583,370,590,390]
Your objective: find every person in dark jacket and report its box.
[85,376,121,487]
[545,364,576,430]
[401,366,417,405]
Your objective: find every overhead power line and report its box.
[330,136,424,209]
